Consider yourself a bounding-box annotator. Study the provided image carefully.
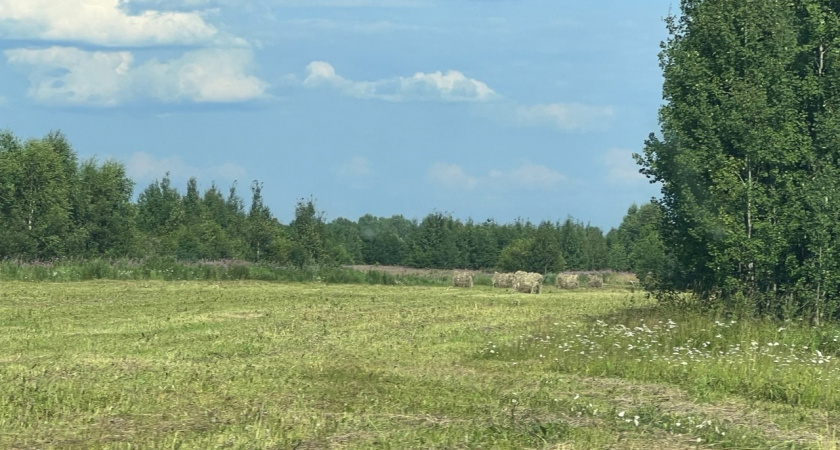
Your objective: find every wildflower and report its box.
[634,415,640,427]
[618,411,625,418]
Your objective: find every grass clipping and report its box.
[556,274,579,289]
[452,271,474,288]
[492,272,515,288]
[513,271,543,294]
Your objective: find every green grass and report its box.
[0,259,456,286]
[492,304,840,409]
[0,281,836,448]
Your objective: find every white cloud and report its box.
[6,46,267,106]
[303,61,497,102]
[603,148,646,184]
[507,162,566,190]
[128,152,246,182]
[279,18,432,35]
[300,62,612,131]
[427,162,478,190]
[0,0,224,47]
[136,48,267,103]
[513,103,614,131]
[336,156,374,177]
[429,161,564,191]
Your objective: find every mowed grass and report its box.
[0,282,837,449]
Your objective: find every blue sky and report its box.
[0,0,672,229]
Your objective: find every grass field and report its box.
[1,281,838,449]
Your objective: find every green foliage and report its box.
[75,159,137,257]
[607,203,668,278]
[326,217,364,264]
[637,0,840,319]
[0,130,632,274]
[409,212,464,269]
[497,238,532,272]
[528,221,565,273]
[290,198,328,266]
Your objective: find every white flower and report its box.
[618,411,625,418]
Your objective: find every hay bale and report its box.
[556,274,579,289]
[588,274,603,288]
[453,271,474,288]
[513,271,543,294]
[492,271,515,288]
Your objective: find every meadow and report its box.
[1,281,839,449]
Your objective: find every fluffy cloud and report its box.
[301,61,613,131]
[0,0,223,47]
[279,18,432,35]
[303,61,497,102]
[6,46,267,106]
[603,148,646,184]
[429,161,564,191]
[497,162,566,190]
[427,162,479,190]
[128,152,246,182]
[335,156,374,177]
[513,103,614,131]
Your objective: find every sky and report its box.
[0,0,673,230]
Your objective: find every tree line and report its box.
[0,130,661,274]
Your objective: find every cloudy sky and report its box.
[0,0,671,229]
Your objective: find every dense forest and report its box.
[0,130,661,275]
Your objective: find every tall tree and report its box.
[246,181,276,262]
[75,159,136,257]
[527,221,565,273]
[637,0,840,319]
[14,138,76,258]
[409,212,463,268]
[135,174,183,255]
[326,217,364,264]
[290,198,327,265]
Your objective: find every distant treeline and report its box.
[0,130,663,274]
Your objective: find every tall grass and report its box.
[0,258,455,286]
[482,303,840,410]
